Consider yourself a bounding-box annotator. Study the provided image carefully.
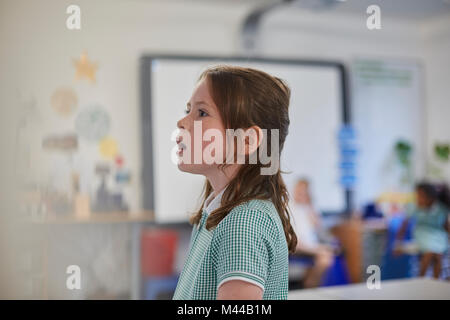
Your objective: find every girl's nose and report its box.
[177,114,190,131]
[177,118,184,129]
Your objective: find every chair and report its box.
[380,215,415,280]
[289,251,350,288]
[143,274,179,300]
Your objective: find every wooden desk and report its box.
[288,277,450,300]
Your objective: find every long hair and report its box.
[188,65,298,253]
[416,181,450,209]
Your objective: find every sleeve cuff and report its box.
[217,271,265,292]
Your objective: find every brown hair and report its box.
[189,65,297,253]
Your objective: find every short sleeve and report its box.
[187,224,197,251]
[212,208,278,293]
[404,203,417,219]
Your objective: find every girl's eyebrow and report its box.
[187,101,209,108]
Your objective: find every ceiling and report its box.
[183,0,450,22]
[318,0,450,21]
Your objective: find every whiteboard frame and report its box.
[139,54,351,224]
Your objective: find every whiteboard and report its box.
[141,57,346,223]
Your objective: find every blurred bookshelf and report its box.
[19,210,155,299]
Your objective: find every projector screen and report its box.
[140,56,347,223]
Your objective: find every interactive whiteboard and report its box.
[141,56,347,223]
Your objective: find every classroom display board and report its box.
[141,56,346,223]
[352,59,424,206]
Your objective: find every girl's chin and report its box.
[177,162,202,174]
[177,162,212,175]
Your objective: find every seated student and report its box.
[395,182,450,278]
[290,178,336,288]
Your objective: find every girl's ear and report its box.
[244,125,263,156]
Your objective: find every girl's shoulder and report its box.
[217,198,281,233]
[212,198,283,246]
[229,198,277,218]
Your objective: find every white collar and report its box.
[203,187,227,216]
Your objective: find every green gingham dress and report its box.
[173,188,289,300]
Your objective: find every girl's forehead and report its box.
[191,79,212,103]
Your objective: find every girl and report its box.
[395,182,450,278]
[290,178,335,288]
[172,65,297,300]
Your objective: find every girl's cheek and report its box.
[199,129,228,163]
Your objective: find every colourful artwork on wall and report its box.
[99,136,118,159]
[51,87,78,116]
[42,133,78,153]
[75,105,110,142]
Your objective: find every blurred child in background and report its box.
[395,182,450,278]
[290,178,337,288]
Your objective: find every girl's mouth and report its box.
[177,142,186,156]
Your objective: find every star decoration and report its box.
[73,51,98,83]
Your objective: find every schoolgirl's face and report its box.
[176,78,227,174]
[416,188,433,209]
[293,181,311,204]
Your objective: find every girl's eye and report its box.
[184,108,208,117]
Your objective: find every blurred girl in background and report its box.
[395,182,450,278]
[290,178,336,288]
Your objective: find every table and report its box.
[288,277,450,300]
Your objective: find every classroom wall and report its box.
[0,0,247,213]
[422,16,450,181]
[1,0,449,298]
[3,0,449,217]
[0,0,247,299]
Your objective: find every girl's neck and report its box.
[205,164,240,197]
